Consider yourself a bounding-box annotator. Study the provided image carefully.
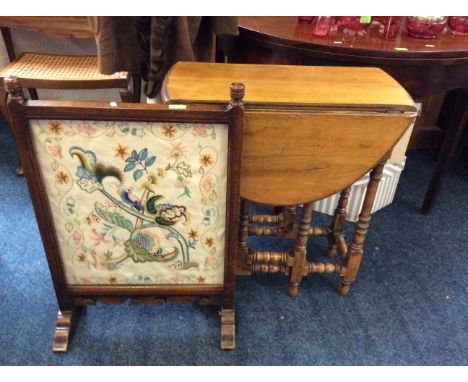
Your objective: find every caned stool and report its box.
[0,53,140,174]
[162,62,418,296]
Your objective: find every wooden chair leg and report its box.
[287,202,314,297]
[339,161,385,295]
[326,187,351,258]
[1,27,16,62]
[132,72,141,103]
[0,80,24,175]
[52,308,79,352]
[28,88,38,100]
[0,80,9,123]
[120,72,141,103]
[220,308,236,350]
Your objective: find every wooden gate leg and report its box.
[281,205,296,235]
[288,202,314,297]
[339,161,385,295]
[326,187,351,258]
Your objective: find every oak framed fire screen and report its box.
[5,76,245,351]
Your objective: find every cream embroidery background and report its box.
[29,119,228,285]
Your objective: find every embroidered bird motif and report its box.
[119,187,144,212]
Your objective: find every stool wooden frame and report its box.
[0,52,140,175]
[5,76,245,351]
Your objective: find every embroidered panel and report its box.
[29,119,229,285]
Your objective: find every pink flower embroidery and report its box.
[46,143,63,159]
[175,177,190,188]
[192,124,207,136]
[90,228,111,246]
[201,175,213,193]
[204,256,218,269]
[75,123,98,136]
[73,231,82,246]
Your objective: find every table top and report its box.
[0,16,92,39]
[163,62,416,111]
[238,16,468,62]
[162,61,416,204]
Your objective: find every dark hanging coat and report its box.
[88,16,239,97]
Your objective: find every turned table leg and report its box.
[326,187,351,258]
[52,308,79,352]
[287,202,314,297]
[339,161,385,295]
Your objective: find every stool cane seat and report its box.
[0,53,128,89]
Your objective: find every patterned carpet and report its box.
[0,118,466,365]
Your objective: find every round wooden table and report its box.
[231,16,468,215]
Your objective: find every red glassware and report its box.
[298,17,314,23]
[340,16,373,31]
[406,16,448,39]
[330,16,339,32]
[311,16,333,36]
[373,16,384,24]
[382,16,403,39]
[448,16,468,35]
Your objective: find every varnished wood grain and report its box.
[0,17,92,39]
[238,17,468,61]
[163,62,416,205]
[163,62,415,110]
[339,160,386,295]
[232,17,468,214]
[241,112,413,205]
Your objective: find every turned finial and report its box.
[228,82,245,110]
[4,76,24,104]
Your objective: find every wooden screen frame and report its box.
[5,76,245,351]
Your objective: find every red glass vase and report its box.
[311,16,333,36]
[340,16,372,36]
[381,16,403,39]
[448,16,468,35]
[340,16,372,31]
[406,16,448,39]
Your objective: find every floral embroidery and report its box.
[187,229,198,239]
[161,124,177,138]
[55,171,69,184]
[75,123,98,136]
[30,119,228,285]
[48,121,64,135]
[108,276,118,284]
[113,144,129,159]
[192,124,208,136]
[200,153,214,167]
[197,276,205,284]
[167,142,188,159]
[204,237,214,247]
